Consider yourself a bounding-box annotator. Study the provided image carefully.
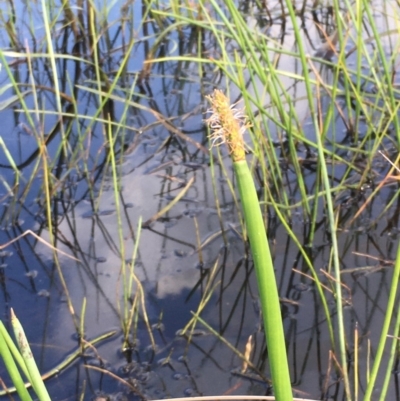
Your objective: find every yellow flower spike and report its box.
[205,90,249,162]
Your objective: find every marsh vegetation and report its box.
[0,0,400,400]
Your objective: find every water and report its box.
[0,0,399,400]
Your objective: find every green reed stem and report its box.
[0,328,116,397]
[364,243,400,401]
[0,321,32,401]
[234,159,292,400]
[315,106,351,399]
[379,300,400,401]
[206,90,292,401]
[11,309,51,401]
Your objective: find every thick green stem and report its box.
[234,160,292,401]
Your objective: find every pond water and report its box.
[0,0,400,400]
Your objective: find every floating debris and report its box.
[151,322,165,331]
[183,388,194,396]
[174,249,187,258]
[99,209,115,216]
[81,209,115,219]
[293,283,310,292]
[182,162,205,170]
[175,329,208,337]
[182,207,203,218]
[81,210,96,219]
[164,218,179,228]
[157,357,170,367]
[37,289,50,297]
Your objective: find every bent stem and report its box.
[206,90,292,401]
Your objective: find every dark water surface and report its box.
[0,1,399,400]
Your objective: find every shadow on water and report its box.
[0,0,399,400]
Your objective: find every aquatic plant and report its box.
[0,310,50,401]
[0,0,399,399]
[0,309,116,399]
[206,89,292,401]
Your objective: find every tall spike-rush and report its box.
[206,90,293,401]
